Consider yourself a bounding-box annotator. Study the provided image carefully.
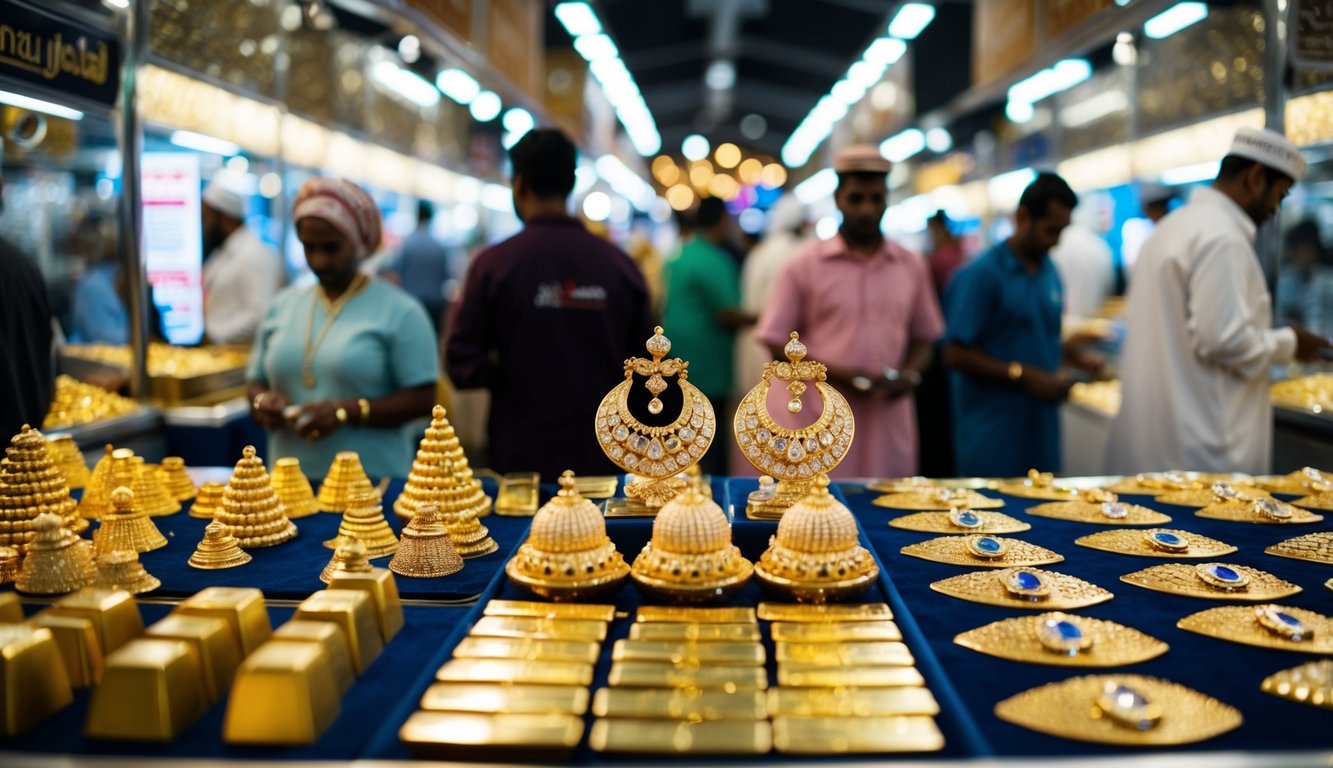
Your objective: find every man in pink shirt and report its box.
[755,145,944,478]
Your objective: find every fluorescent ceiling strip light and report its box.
[0,89,83,120]
[169,130,241,156]
[1060,90,1129,127]
[436,68,480,104]
[481,183,513,212]
[864,37,907,66]
[573,33,619,63]
[1160,160,1219,185]
[888,3,936,40]
[794,168,838,204]
[1143,2,1208,39]
[553,2,602,37]
[370,60,439,108]
[880,128,925,163]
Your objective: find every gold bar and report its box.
[399,712,584,761]
[629,622,761,642]
[0,592,21,623]
[269,620,355,695]
[85,639,208,741]
[611,639,765,665]
[453,636,600,665]
[419,683,590,715]
[572,475,619,499]
[770,621,902,643]
[174,587,271,655]
[767,687,941,717]
[636,606,757,624]
[144,615,242,702]
[435,658,594,686]
[608,661,768,690]
[758,603,893,622]
[0,625,73,735]
[28,609,103,688]
[776,641,914,667]
[483,599,616,622]
[293,590,383,674]
[49,587,143,655]
[589,718,772,755]
[327,568,403,642]
[772,715,944,754]
[223,641,341,745]
[592,687,767,720]
[470,616,608,642]
[777,666,923,688]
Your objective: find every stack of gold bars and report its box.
[42,376,138,430]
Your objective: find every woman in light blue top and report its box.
[246,178,437,479]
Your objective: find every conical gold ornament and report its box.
[320,535,375,583]
[46,434,91,488]
[191,482,225,518]
[393,405,492,521]
[318,451,374,514]
[94,548,160,594]
[15,511,95,595]
[188,520,252,570]
[78,445,116,520]
[214,445,298,548]
[324,489,398,558]
[0,546,18,584]
[270,457,319,519]
[156,457,197,502]
[130,455,180,516]
[0,424,86,551]
[93,486,168,555]
[631,475,751,602]
[506,471,628,600]
[754,475,879,603]
[389,504,464,578]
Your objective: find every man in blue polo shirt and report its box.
[942,172,1103,476]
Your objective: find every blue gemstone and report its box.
[1054,620,1083,641]
[1014,571,1043,590]
[976,537,1001,553]
[1208,565,1241,582]
[956,511,980,526]
[1152,532,1183,546]
[1275,610,1303,628]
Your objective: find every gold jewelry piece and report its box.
[867,476,938,494]
[1121,562,1301,601]
[1265,531,1333,565]
[335,407,348,424]
[754,475,879,602]
[1026,488,1170,525]
[1252,466,1331,496]
[629,474,751,603]
[1177,604,1332,653]
[955,612,1168,667]
[931,567,1113,609]
[1155,481,1272,509]
[252,392,267,411]
[1008,361,1023,382]
[596,327,714,508]
[1261,660,1333,711]
[302,273,369,388]
[873,488,1003,510]
[1074,528,1236,559]
[1105,470,1244,496]
[1194,485,1321,524]
[901,535,1063,568]
[889,508,1031,534]
[994,469,1080,501]
[357,398,370,425]
[994,674,1242,746]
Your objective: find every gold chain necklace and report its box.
[301,273,369,388]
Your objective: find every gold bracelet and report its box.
[335,407,348,424]
[358,398,370,425]
[1008,362,1024,382]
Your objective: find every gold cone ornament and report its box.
[630,475,751,602]
[214,446,298,548]
[0,546,18,584]
[94,548,160,594]
[506,471,629,600]
[0,424,86,551]
[46,434,91,488]
[270,458,319,519]
[188,520,252,570]
[156,457,196,502]
[191,482,225,518]
[78,445,116,520]
[320,536,375,583]
[393,406,492,522]
[318,451,374,514]
[130,455,180,516]
[15,511,95,595]
[390,504,464,578]
[324,489,398,558]
[93,486,168,555]
[754,475,879,603]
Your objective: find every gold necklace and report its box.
[301,274,369,388]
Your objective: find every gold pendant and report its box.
[1195,498,1322,525]
[1074,528,1236,559]
[955,612,1168,667]
[1155,481,1271,508]
[1264,531,1333,565]
[872,488,1003,510]
[1177,604,1333,653]
[1120,562,1302,601]
[1262,660,1333,710]
[888,509,1030,534]
[930,567,1113,609]
[994,469,1081,500]
[900,535,1062,568]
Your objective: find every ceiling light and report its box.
[573,33,619,62]
[1060,90,1129,127]
[870,82,899,111]
[470,90,502,121]
[832,79,868,105]
[705,60,736,91]
[682,134,710,161]
[101,0,129,8]
[925,127,952,153]
[370,60,440,108]
[888,3,936,40]
[0,89,83,121]
[397,35,420,63]
[847,60,887,89]
[1006,99,1034,123]
[761,163,788,188]
[1160,160,1219,185]
[864,37,907,66]
[715,142,741,169]
[879,128,925,163]
[815,215,840,240]
[1143,2,1208,39]
[988,167,1036,202]
[738,158,764,185]
[667,184,695,211]
[794,168,837,204]
[436,68,480,104]
[169,130,240,156]
[481,183,513,211]
[554,2,602,37]
[503,107,535,135]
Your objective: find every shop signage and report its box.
[0,3,119,106]
[1293,0,1333,72]
[972,0,1037,86]
[142,152,205,346]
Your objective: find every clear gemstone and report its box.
[650,462,664,475]
[1254,498,1292,520]
[625,455,638,467]
[613,425,629,441]
[772,436,788,453]
[738,432,752,445]
[823,454,836,468]
[775,463,787,476]
[608,414,621,426]
[599,431,612,444]
[787,442,804,462]
[690,444,704,458]
[757,428,771,443]
[818,430,834,447]
[747,445,761,458]
[680,428,696,442]
[746,404,756,415]
[695,435,707,446]
[759,455,773,468]
[663,456,677,471]
[745,416,758,430]
[1097,683,1160,731]
[647,439,664,460]
[797,463,812,477]
[1212,482,1240,500]
[692,416,705,429]
[610,446,624,459]
[631,434,650,453]
[702,422,714,438]
[805,437,818,452]
[1101,501,1129,519]
[694,403,706,415]
[665,436,682,452]
[596,418,607,429]
[833,444,845,457]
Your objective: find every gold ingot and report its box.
[591,688,768,720]
[758,602,892,622]
[28,608,103,688]
[777,665,924,688]
[611,639,766,665]
[505,471,630,601]
[144,614,242,701]
[0,624,73,735]
[470,615,608,642]
[635,606,757,624]
[770,621,903,643]
[269,457,319,519]
[0,592,20,623]
[85,638,208,741]
[93,549,161,595]
[399,711,583,762]
[767,687,941,717]
[93,486,168,555]
[389,504,465,578]
[589,718,772,755]
[174,587,271,655]
[223,641,341,745]
[49,587,143,654]
[156,457,196,502]
[0,547,18,585]
[292,590,382,673]
[269,620,355,694]
[482,599,615,622]
[452,636,600,665]
[771,715,944,754]
[14,512,94,594]
[494,471,540,516]
[46,434,91,489]
[187,520,252,569]
[629,622,761,642]
[419,683,589,715]
[608,661,767,689]
[189,481,225,518]
[776,641,913,667]
[327,568,404,642]
[435,658,593,686]
[320,535,374,583]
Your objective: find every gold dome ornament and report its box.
[754,476,879,603]
[15,512,95,595]
[270,458,319,519]
[630,476,752,603]
[324,488,398,558]
[0,424,86,551]
[393,406,492,523]
[390,504,465,578]
[320,536,375,583]
[92,486,168,555]
[94,548,160,594]
[317,451,375,514]
[190,482,225,518]
[187,521,252,570]
[596,327,716,515]
[734,332,854,520]
[46,434,91,488]
[214,446,299,548]
[156,457,196,502]
[505,471,630,601]
[77,445,116,520]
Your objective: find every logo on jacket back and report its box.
[535,280,608,310]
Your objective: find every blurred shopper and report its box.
[944,173,1103,477]
[1107,128,1327,475]
[0,170,54,439]
[919,210,967,477]
[385,201,452,335]
[445,129,654,481]
[70,213,128,344]
[1140,183,1176,224]
[202,170,283,344]
[926,210,965,296]
[1276,219,1325,326]
[757,146,943,478]
[1049,198,1115,319]
[247,177,437,479]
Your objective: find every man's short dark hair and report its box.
[696,197,728,229]
[510,128,577,199]
[417,200,433,222]
[835,171,887,192]
[1217,154,1291,186]
[1018,172,1078,220]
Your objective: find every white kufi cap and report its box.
[1228,127,1307,183]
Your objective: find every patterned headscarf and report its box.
[292,177,383,258]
